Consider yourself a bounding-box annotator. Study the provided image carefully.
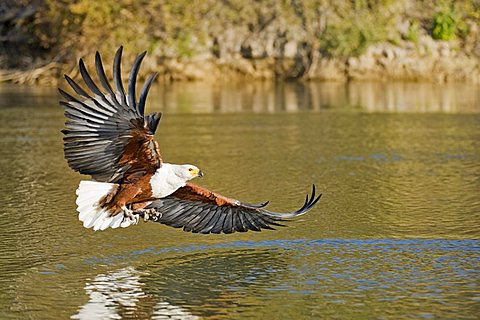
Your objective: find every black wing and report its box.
[60,46,162,183]
[142,184,321,234]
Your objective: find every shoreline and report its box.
[1,44,478,86]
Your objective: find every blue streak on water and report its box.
[82,238,480,266]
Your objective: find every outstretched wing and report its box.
[142,184,321,234]
[60,46,162,183]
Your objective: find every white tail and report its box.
[76,180,135,231]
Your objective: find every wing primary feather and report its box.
[167,205,203,227]
[209,209,229,234]
[175,204,208,225]
[188,207,215,233]
[138,73,157,116]
[306,184,315,208]
[60,88,114,119]
[310,193,322,208]
[62,97,113,119]
[257,217,276,230]
[62,102,108,123]
[239,212,261,232]
[231,210,245,232]
[257,214,286,227]
[222,207,235,234]
[301,184,320,212]
[113,46,127,105]
[249,214,273,230]
[159,203,189,220]
[182,206,211,231]
[79,58,104,96]
[195,208,223,234]
[259,201,270,207]
[246,214,267,231]
[261,185,322,218]
[308,184,322,208]
[184,207,212,232]
[161,204,185,219]
[240,200,270,209]
[61,102,108,123]
[128,51,147,111]
[235,212,249,232]
[159,201,191,218]
[95,51,119,104]
[64,75,91,99]
[59,88,85,104]
[296,193,310,213]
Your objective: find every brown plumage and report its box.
[171,183,239,207]
[60,47,321,232]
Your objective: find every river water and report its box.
[0,81,479,319]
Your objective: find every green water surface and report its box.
[0,81,479,319]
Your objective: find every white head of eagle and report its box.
[150,163,204,199]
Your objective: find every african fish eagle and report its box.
[59,47,321,233]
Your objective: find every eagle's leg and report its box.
[122,205,139,225]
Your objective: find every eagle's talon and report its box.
[130,208,158,222]
[152,210,162,221]
[122,206,139,225]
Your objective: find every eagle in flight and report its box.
[59,47,321,233]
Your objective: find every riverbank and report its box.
[142,38,480,83]
[2,40,478,85]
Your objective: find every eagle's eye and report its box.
[188,168,193,172]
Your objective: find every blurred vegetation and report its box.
[404,21,421,43]
[431,1,473,41]
[432,8,458,40]
[0,0,478,83]
[319,1,395,57]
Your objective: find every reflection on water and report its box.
[72,267,198,320]
[0,83,479,319]
[153,81,480,114]
[1,81,479,113]
[72,267,147,320]
[66,240,479,319]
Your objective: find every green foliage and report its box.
[45,0,215,59]
[432,7,457,40]
[429,0,479,41]
[318,1,394,57]
[321,22,384,57]
[405,21,421,43]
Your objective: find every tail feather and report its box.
[75,180,135,231]
[84,210,108,229]
[97,214,118,231]
[111,214,124,229]
[78,207,96,222]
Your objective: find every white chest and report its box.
[150,165,186,198]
